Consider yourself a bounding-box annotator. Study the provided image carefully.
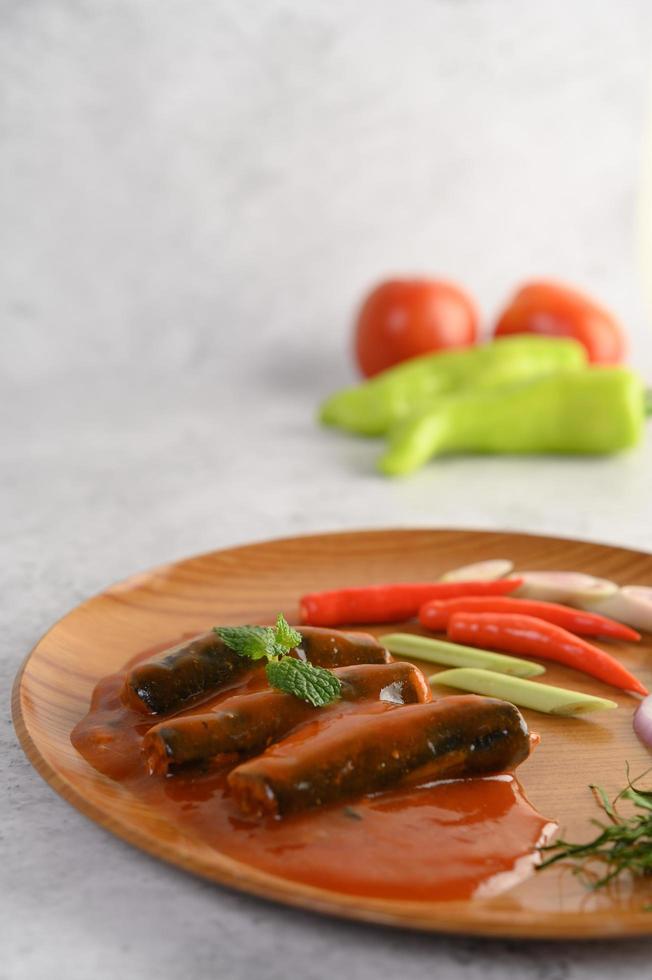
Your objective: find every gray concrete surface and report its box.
[3,2,652,977]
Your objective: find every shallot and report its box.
[515,571,617,605]
[579,586,652,633]
[439,559,514,583]
[633,694,652,748]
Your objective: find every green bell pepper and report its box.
[320,335,587,436]
[379,367,645,476]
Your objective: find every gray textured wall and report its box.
[3,0,652,386]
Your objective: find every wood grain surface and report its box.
[12,528,652,938]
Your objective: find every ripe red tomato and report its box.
[493,280,626,364]
[354,279,479,378]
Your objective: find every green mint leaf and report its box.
[265,656,341,707]
[273,614,302,655]
[214,625,277,661]
[215,615,303,663]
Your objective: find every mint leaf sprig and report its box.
[215,614,341,708]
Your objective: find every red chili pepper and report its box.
[419,596,640,642]
[447,612,647,696]
[299,578,523,627]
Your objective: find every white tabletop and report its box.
[3,2,652,977]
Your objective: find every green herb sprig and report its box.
[215,614,341,708]
[538,767,652,890]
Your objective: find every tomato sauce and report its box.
[71,644,554,903]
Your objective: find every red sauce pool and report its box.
[71,645,555,902]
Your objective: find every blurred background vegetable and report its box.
[354,279,478,377]
[494,281,626,364]
[321,335,586,435]
[379,367,645,476]
[320,269,649,476]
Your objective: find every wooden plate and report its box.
[12,528,652,939]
